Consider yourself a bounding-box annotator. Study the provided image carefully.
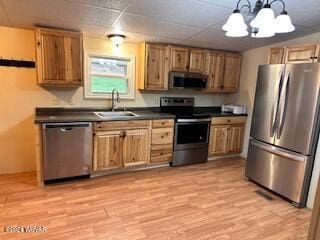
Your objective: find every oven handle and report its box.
[176,118,211,123]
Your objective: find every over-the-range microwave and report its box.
[169,72,208,89]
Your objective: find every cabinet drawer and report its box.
[152,119,174,128]
[94,120,150,131]
[150,145,173,163]
[152,128,174,145]
[211,116,246,125]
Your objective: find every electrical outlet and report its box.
[52,97,60,106]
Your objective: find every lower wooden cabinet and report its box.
[150,119,174,164]
[93,131,122,171]
[122,129,150,167]
[209,117,246,156]
[93,121,150,171]
[209,125,228,155]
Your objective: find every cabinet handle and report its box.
[37,41,41,46]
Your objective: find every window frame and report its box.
[84,50,135,99]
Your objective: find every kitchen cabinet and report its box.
[285,45,317,64]
[138,42,170,90]
[150,119,174,164]
[123,129,150,167]
[223,53,241,92]
[204,51,241,93]
[209,116,246,156]
[170,46,206,73]
[189,49,206,73]
[209,125,228,155]
[93,131,123,171]
[170,46,190,72]
[205,51,226,92]
[36,28,82,87]
[93,120,151,171]
[268,47,285,64]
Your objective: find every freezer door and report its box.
[246,139,308,205]
[274,63,320,155]
[250,64,285,144]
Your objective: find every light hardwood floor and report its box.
[0,157,311,240]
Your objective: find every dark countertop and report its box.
[34,107,247,124]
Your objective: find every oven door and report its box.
[174,119,210,150]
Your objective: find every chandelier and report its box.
[222,0,295,38]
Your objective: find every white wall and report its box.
[231,32,320,208]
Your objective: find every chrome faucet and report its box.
[111,89,120,112]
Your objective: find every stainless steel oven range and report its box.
[160,97,210,166]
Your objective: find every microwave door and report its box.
[250,64,285,144]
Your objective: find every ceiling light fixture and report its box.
[222,0,295,38]
[108,34,126,48]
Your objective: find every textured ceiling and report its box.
[0,0,319,51]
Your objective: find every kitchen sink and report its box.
[94,111,139,119]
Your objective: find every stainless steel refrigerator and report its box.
[246,63,320,207]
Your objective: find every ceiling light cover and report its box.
[108,34,125,48]
[275,12,295,33]
[222,11,248,32]
[250,6,275,29]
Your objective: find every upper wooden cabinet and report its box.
[285,45,318,64]
[189,49,206,73]
[170,46,206,73]
[205,51,225,91]
[205,52,241,93]
[139,42,241,93]
[170,46,190,72]
[222,53,241,92]
[268,47,285,64]
[138,42,170,90]
[268,44,320,64]
[36,28,82,87]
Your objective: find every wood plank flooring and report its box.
[0,157,311,240]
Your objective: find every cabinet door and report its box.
[223,53,241,92]
[209,125,228,155]
[170,46,189,72]
[226,125,244,154]
[205,51,225,92]
[39,33,65,83]
[123,129,150,167]
[284,45,317,64]
[146,44,170,90]
[93,131,123,171]
[36,28,82,86]
[189,49,206,73]
[268,47,285,64]
[63,35,82,83]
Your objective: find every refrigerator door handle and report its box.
[270,71,283,137]
[250,140,307,162]
[276,71,290,139]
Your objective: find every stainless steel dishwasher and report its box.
[42,122,92,182]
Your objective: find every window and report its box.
[84,51,135,99]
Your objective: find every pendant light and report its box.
[222,0,295,38]
[222,9,248,37]
[275,11,295,33]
